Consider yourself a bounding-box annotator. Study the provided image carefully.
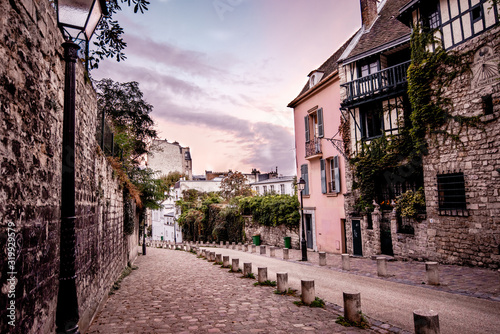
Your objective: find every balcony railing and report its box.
[342,61,411,103]
[305,137,322,158]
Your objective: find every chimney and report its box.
[360,0,378,29]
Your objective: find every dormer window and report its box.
[308,71,324,88]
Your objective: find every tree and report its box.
[220,172,252,200]
[95,78,157,166]
[89,0,150,70]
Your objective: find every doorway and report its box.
[305,214,313,249]
[352,219,362,256]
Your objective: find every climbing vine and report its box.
[349,26,484,213]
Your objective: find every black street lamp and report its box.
[297,177,307,261]
[55,1,107,333]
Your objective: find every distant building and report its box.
[147,139,192,179]
[251,176,295,196]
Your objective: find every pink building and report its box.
[288,39,354,254]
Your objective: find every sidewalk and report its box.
[87,248,395,334]
[276,247,500,301]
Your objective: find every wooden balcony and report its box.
[342,61,410,105]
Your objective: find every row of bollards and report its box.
[164,242,441,334]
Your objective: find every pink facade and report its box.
[289,51,349,254]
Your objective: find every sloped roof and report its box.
[343,0,411,63]
[250,176,295,186]
[288,33,358,107]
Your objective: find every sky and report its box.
[93,0,361,176]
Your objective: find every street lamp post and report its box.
[297,177,307,261]
[55,1,107,333]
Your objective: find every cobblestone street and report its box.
[87,248,389,334]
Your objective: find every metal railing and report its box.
[342,61,411,103]
[305,137,322,157]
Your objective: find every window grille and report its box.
[437,173,468,216]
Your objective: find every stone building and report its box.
[339,0,499,268]
[147,139,192,180]
[0,1,139,333]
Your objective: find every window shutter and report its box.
[317,108,324,138]
[304,116,310,143]
[301,164,309,195]
[334,156,341,193]
[320,159,327,194]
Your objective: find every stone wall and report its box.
[0,1,138,333]
[422,26,500,268]
[243,216,300,249]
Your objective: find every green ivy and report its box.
[350,26,483,212]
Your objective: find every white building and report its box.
[251,176,295,196]
[150,178,222,241]
[147,139,192,180]
[150,199,182,243]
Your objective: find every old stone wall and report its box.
[0,1,137,333]
[243,216,300,249]
[422,26,500,268]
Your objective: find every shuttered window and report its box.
[300,164,309,195]
[304,116,310,143]
[320,159,327,194]
[317,108,324,138]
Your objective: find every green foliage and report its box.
[293,297,325,308]
[128,167,169,210]
[274,288,297,296]
[89,0,150,70]
[395,188,426,218]
[350,26,483,211]
[253,280,277,287]
[159,171,185,190]
[220,171,253,200]
[242,272,255,279]
[238,195,300,229]
[95,79,157,165]
[335,315,370,329]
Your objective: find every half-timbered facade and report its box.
[339,0,499,268]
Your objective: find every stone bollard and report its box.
[258,267,267,283]
[260,245,266,255]
[220,241,223,247]
[377,257,388,277]
[342,254,350,271]
[277,273,288,293]
[283,248,289,260]
[223,256,230,268]
[202,249,207,258]
[426,262,440,285]
[238,242,242,250]
[319,252,326,266]
[215,253,222,263]
[225,241,229,249]
[211,252,216,261]
[232,242,236,250]
[251,245,256,253]
[301,280,315,305]
[343,291,362,323]
[231,258,239,272]
[413,309,440,334]
[270,246,275,257]
[244,244,248,252]
[243,263,252,276]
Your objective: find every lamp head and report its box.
[56,0,108,41]
[297,177,306,191]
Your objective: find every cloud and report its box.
[124,35,224,77]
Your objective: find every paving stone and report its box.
[87,248,381,333]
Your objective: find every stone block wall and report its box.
[0,1,137,333]
[243,216,300,249]
[422,26,500,268]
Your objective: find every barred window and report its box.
[437,172,468,216]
